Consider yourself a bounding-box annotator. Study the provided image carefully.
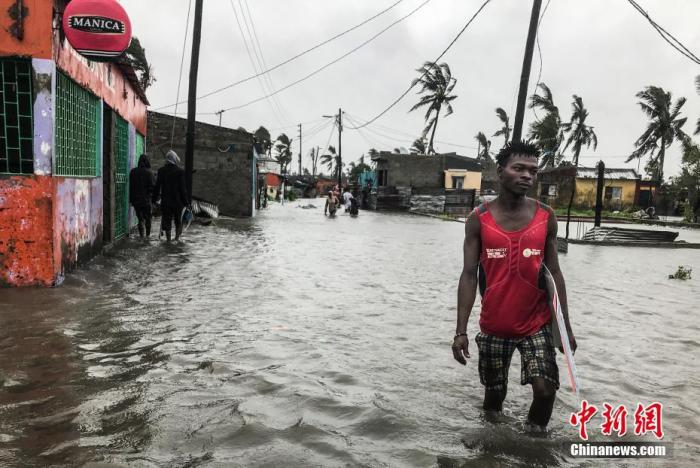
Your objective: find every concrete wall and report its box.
[575,178,637,208]
[0,0,53,59]
[147,111,256,217]
[381,154,444,188]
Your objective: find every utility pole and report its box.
[594,160,605,228]
[337,108,343,188]
[298,123,302,176]
[185,0,204,203]
[511,0,542,143]
[215,109,224,127]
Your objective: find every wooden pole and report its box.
[594,160,605,227]
[337,109,343,187]
[185,0,204,203]
[511,0,542,143]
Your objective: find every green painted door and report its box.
[114,116,129,239]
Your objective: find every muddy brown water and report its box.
[1,201,698,467]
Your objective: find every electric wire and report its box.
[229,0,285,128]
[346,0,492,130]
[211,0,433,113]
[154,0,407,110]
[170,0,193,147]
[626,0,700,65]
[242,0,295,126]
[532,0,552,121]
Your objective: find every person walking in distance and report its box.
[129,153,155,239]
[152,150,189,242]
[452,141,577,432]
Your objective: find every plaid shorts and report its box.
[475,326,559,392]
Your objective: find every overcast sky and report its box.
[121,0,700,177]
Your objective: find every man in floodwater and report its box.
[325,189,338,216]
[129,153,155,239]
[153,150,189,242]
[452,141,577,431]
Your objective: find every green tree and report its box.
[321,145,337,177]
[493,107,512,148]
[475,132,491,160]
[124,36,155,91]
[409,61,458,155]
[410,138,427,154]
[626,86,688,182]
[670,139,700,222]
[528,83,565,168]
[274,133,293,174]
[560,95,598,239]
[347,155,372,181]
[254,126,272,154]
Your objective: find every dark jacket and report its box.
[153,162,188,209]
[129,155,155,208]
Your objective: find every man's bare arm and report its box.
[543,207,577,352]
[453,209,481,365]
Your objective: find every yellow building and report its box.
[444,169,482,190]
[538,167,643,210]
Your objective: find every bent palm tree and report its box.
[409,61,458,155]
[274,133,293,174]
[320,145,337,177]
[410,138,427,154]
[561,95,598,239]
[493,107,512,148]
[627,86,688,182]
[528,83,564,168]
[475,132,492,160]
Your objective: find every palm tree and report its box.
[410,138,427,154]
[321,145,337,177]
[561,95,598,239]
[274,133,293,174]
[528,83,564,168]
[124,37,155,91]
[309,147,321,178]
[627,86,688,182]
[254,126,271,155]
[475,132,492,160]
[409,61,458,155]
[493,107,512,148]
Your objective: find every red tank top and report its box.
[476,200,551,338]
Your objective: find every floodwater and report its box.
[1,201,699,467]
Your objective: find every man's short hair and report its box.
[495,140,540,167]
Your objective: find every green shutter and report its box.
[55,71,100,177]
[0,58,34,174]
[114,116,129,239]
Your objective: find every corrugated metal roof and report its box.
[577,167,640,180]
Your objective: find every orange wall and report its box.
[0,175,55,286]
[0,0,53,59]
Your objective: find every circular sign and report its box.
[63,0,132,61]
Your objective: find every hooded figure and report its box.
[129,154,155,238]
[153,150,189,241]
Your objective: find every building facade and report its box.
[0,1,148,286]
[537,166,647,210]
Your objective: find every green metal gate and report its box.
[114,116,129,239]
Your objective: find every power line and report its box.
[532,0,552,121]
[347,0,493,130]
[229,0,285,128]
[240,0,294,126]
[214,0,433,113]
[170,0,193,147]
[153,0,407,111]
[626,0,700,65]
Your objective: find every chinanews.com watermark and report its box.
[567,400,672,459]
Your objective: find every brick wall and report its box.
[147,111,255,217]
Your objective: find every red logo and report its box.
[63,0,132,61]
[570,401,665,440]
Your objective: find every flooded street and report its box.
[1,202,699,467]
